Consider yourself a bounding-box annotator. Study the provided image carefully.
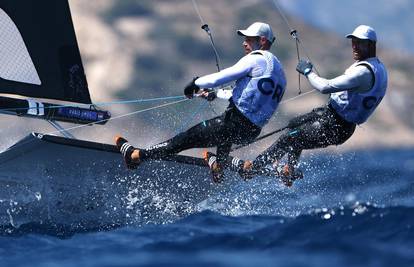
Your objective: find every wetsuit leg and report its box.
[253,106,355,169]
[140,101,261,162]
[252,110,321,169]
[287,149,302,167]
[140,115,226,160]
[217,102,261,166]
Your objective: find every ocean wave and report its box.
[135,203,414,266]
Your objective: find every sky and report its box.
[278,0,414,54]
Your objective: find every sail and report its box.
[0,0,91,104]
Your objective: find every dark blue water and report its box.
[1,148,413,267]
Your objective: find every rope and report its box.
[270,0,320,76]
[280,89,316,105]
[84,0,318,143]
[270,0,294,32]
[191,0,221,71]
[231,125,288,152]
[174,99,209,135]
[191,0,205,25]
[4,1,323,153]
[46,98,189,136]
[230,89,317,151]
[192,0,222,117]
[6,1,224,139]
[169,0,221,134]
[1,98,190,152]
[0,95,186,113]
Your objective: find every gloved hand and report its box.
[199,89,217,101]
[184,77,200,98]
[296,59,313,76]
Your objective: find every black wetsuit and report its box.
[252,104,356,169]
[139,100,261,165]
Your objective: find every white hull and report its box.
[0,133,229,234]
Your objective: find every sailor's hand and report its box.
[296,59,313,76]
[184,77,200,99]
[199,89,217,101]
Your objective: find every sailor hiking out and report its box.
[225,25,388,186]
[115,22,287,182]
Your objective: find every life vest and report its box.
[330,58,387,124]
[232,50,286,127]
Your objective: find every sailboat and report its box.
[0,0,233,233]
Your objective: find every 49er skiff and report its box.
[0,0,231,233]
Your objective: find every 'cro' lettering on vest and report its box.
[257,78,284,103]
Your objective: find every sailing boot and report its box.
[236,160,255,180]
[226,156,255,180]
[239,161,255,180]
[114,135,141,170]
[277,164,303,187]
[202,151,224,183]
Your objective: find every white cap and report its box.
[237,22,275,43]
[346,25,377,42]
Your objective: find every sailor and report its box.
[229,24,388,186]
[115,22,287,182]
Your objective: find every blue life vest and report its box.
[232,50,286,127]
[330,58,387,124]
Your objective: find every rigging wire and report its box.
[46,98,189,136]
[270,0,320,95]
[270,0,301,94]
[4,1,324,148]
[191,0,205,25]
[46,89,316,137]
[231,89,316,151]
[191,0,221,71]
[170,0,222,135]
[0,95,186,113]
[4,88,315,152]
[0,83,232,113]
[270,0,319,75]
[201,24,221,72]
[46,1,320,138]
[1,98,191,152]
[229,0,325,150]
[280,88,316,104]
[174,99,209,135]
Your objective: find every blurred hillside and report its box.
[68,0,414,154]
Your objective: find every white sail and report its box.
[0,8,41,85]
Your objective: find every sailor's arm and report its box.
[195,56,255,88]
[306,65,373,94]
[193,55,263,100]
[296,59,373,94]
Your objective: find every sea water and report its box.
[0,148,413,267]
